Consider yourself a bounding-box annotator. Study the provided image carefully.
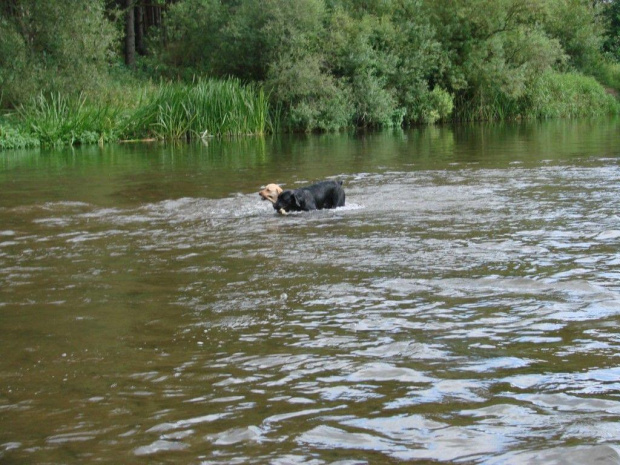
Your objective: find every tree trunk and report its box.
[125,0,135,67]
[135,4,145,56]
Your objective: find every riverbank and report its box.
[1,71,619,151]
[1,78,270,150]
[3,0,620,151]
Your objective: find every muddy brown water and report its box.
[1,120,620,464]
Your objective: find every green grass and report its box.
[454,71,620,122]
[527,71,620,119]
[17,92,120,147]
[0,115,40,150]
[590,60,620,93]
[122,78,270,140]
[2,72,618,151]
[0,78,271,150]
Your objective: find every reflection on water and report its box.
[1,119,620,464]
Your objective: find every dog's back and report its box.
[272,179,345,214]
[303,180,345,209]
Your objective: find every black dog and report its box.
[273,180,345,215]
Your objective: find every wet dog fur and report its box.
[264,180,345,215]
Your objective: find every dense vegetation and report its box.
[2,0,620,149]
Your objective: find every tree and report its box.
[0,0,118,107]
[602,0,620,60]
[425,0,566,119]
[541,0,605,72]
[111,0,174,67]
[125,0,136,66]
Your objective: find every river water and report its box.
[1,119,620,464]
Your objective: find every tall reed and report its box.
[18,93,120,147]
[453,90,523,122]
[123,78,270,140]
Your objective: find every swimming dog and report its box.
[266,180,345,215]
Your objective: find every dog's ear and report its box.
[293,192,302,208]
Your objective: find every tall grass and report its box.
[588,60,620,94]
[3,78,271,150]
[18,93,120,147]
[454,89,524,122]
[3,72,617,151]
[123,78,270,140]
[527,71,620,119]
[454,71,620,122]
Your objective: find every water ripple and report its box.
[2,155,620,463]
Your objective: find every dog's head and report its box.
[259,184,283,204]
[273,190,303,215]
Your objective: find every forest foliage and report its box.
[1,0,620,147]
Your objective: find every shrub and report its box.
[160,0,226,75]
[0,118,40,150]
[0,18,31,107]
[266,54,354,132]
[591,60,620,92]
[349,71,400,127]
[408,86,454,124]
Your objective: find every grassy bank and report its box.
[1,72,619,151]
[1,78,270,150]
[454,71,620,122]
[124,78,269,140]
[0,116,40,150]
[3,0,620,147]
[528,71,620,119]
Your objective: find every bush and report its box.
[351,71,403,127]
[162,0,326,82]
[407,86,454,124]
[266,54,354,132]
[0,18,31,107]
[590,60,620,91]
[160,0,226,75]
[0,118,40,150]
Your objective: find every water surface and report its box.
[1,119,620,464]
